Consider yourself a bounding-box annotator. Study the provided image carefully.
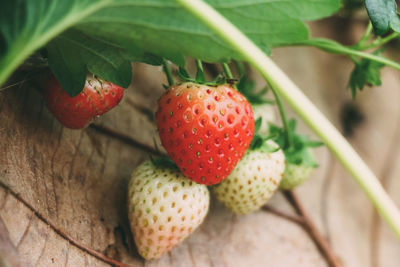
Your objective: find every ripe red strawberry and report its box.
[128,160,210,260]
[44,74,124,129]
[156,82,255,185]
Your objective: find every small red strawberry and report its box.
[128,160,210,260]
[156,82,255,185]
[44,74,124,129]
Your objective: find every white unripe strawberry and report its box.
[128,160,210,260]
[212,141,285,215]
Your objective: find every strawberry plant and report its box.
[3,0,400,262]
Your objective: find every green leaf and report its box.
[365,0,400,35]
[348,50,385,98]
[47,29,133,96]
[80,0,340,62]
[46,38,87,97]
[1,0,341,90]
[0,0,110,87]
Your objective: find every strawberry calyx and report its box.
[248,118,280,153]
[249,134,280,153]
[150,156,179,170]
[150,139,179,169]
[177,66,227,86]
[269,119,322,167]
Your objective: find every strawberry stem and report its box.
[352,22,373,49]
[222,62,237,89]
[196,59,204,73]
[162,58,174,86]
[270,86,293,150]
[195,59,206,82]
[222,63,233,79]
[176,0,400,241]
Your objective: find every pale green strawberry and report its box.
[252,103,276,134]
[269,120,321,190]
[128,160,209,260]
[279,162,315,190]
[212,141,285,215]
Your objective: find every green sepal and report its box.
[254,117,262,133]
[348,48,385,99]
[249,134,280,153]
[177,66,191,81]
[150,156,179,170]
[177,66,227,86]
[269,119,322,167]
[207,74,226,86]
[195,60,206,83]
[150,138,179,169]
[250,118,281,153]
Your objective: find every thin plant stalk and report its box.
[270,87,293,149]
[162,58,174,86]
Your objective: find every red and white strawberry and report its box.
[156,82,255,185]
[44,74,124,129]
[128,160,210,260]
[213,140,285,214]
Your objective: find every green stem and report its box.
[222,63,233,79]
[162,58,174,86]
[176,0,400,240]
[361,32,400,50]
[270,87,293,149]
[222,62,237,89]
[355,22,373,48]
[296,39,400,70]
[196,59,204,74]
